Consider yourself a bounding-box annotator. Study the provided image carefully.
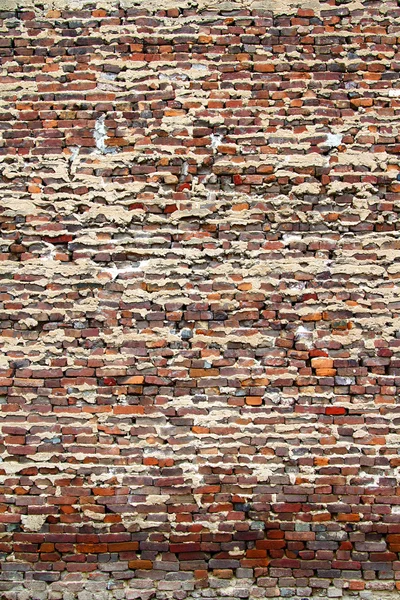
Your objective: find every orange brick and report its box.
[337,513,360,522]
[92,488,115,496]
[122,375,144,384]
[312,513,331,522]
[316,369,337,377]
[254,63,275,72]
[213,569,233,578]
[311,357,333,369]
[77,543,108,553]
[301,312,323,321]
[245,396,263,406]
[367,436,386,445]
[190,369,219,377]
[351,98,373,107]
[320,436,336,445]
[349,581,365,590]
[129,560,153,570]
[238,283,252,291]
[314,457,329,466]
[194,570,208,579]
[113,406,144,415]
[232,203,249,211]
[108,542,139,552]
[192,426,209,434]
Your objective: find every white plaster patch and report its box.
[282,234,303,245]
[69,146,80,162]
[41,242,57,261]
[159,72,188,81]
[264,391,282,405]
[93,115,116,155]
[324,132,343,148]
[20,317,38,329]
[295,325,314,349]
[82,508,106,521]
[106,261,150,281]
[21,514,47,532]
[210,133,223,152]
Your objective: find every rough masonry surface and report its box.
[0,0,400,598]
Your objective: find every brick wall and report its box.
[1,0,400,598]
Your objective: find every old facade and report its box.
[1,0,400,598]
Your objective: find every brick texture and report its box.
[1,0,400,598]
